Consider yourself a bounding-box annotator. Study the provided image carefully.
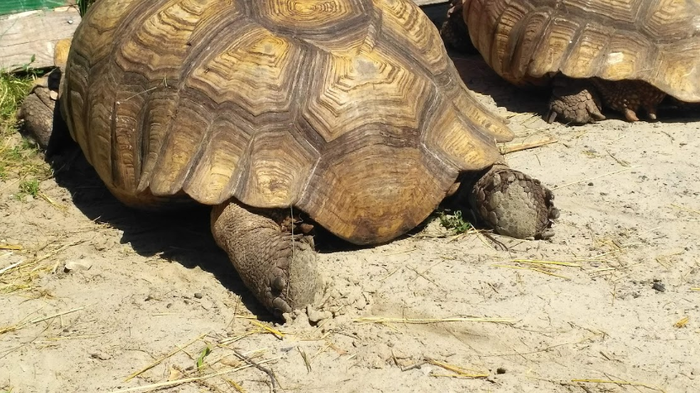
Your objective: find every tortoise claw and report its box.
[623,108,639,122]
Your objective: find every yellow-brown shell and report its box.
[464,0,700,102]
[61,0,513,244]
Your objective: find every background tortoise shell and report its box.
[464,0,700,102]
[61,0,513,245]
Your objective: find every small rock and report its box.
[652,282,666,292]
[90,351,111,361]
[64,260,93,272]
[306,305,331,325]
[194,292,203,299]
[496,367,506,374]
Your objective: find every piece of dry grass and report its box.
[0,244,22,251]
[0,306,82,336]
[673,317,689,328]
[511,259,581,267]
[354,316,516,325]
[482,332,604,358]
[426,358,489,379]
[0,239,85,294]
[494,264,572,280]
[235,319,285,340]
[125,333,207,381]
[493,258,584,280]
[552,166,636,190]
[223,378,248,393]
[572,378,666,393]
[499,134,557,154]
[112,356,281,393]
[670,204,700,216]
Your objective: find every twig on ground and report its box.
[493,264,571,280]
[233,349,279,393]
[30,307,84,324]
[552,167,636,190]
[125,333,207,381]
[0,261,21,275]
[571,378,666,393]
[426,357,489,378]
[0,244,22,251]
[499,135,557,154]
[111,357,281,393]
[354,316,515,325]
[248,320,285,340]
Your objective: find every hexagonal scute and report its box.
[234,127,320,209]
[373,0,451,78]
[115,0,237,81]
[302,44,434,143]
[186,24,307,115]
[250,0,372,52]
[296,123,455,245]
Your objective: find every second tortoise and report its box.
[442,0,700,124]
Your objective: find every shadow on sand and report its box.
[47,138,282,319]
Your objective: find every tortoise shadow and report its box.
[449,53,700,124]
[47,118,387,321]
[48,136,284,321]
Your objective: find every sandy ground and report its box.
[2,45,700,393]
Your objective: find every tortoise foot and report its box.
[471,165,558,240]
[439,0,476,53]
[591,78,665,122]
[547,76,606,125]
[211,201,321,318]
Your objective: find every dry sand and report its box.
[1,52,699,393]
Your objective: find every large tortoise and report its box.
[31,0,558,317]
[442,0,700,124]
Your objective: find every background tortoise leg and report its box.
[439,0,476,53]
[547,75,606,125]
[468,165,558,240]
[211,201,321,318]
[591,78,666,122]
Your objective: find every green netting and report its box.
[0,0,69,16]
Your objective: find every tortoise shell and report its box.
[463,0,700,102]
[61,0,513,245]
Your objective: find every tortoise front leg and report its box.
[211,201,321,317]
[468,165,558,240]
[547,75,606,125]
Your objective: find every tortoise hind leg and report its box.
[468,165,558,240]
[547,75,606,125]
[590,78,666,122]
[211,201,321,318]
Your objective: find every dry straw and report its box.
[354,316,516,325]
[125,333,207,381]
[572,378,666,393]
[111,357,281,393]
[426,358,489,379]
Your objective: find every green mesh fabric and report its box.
[0,0,69,16]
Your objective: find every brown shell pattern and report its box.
[464,0,700,102]
[61,0,513,244]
